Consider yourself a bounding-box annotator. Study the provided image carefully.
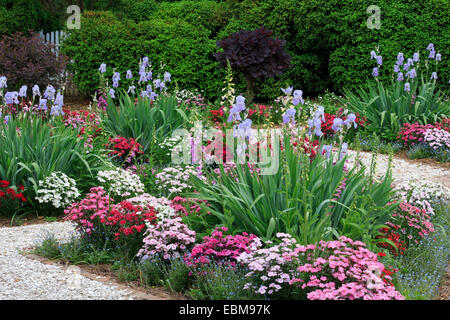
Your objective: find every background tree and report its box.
[214,26,291,102]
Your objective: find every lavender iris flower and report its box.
[404,82,410,92]
[19,85,27,98]
[228,104,242,122]
[112,72,120,88]
[344,113,357,129]
[146,72,153,82]
[164,72,171,82]
[5,92,19,104]
[406,68,416,79]
[128,85,136,94]
[236,95,245,106]
[0,76,7,89]
[339,142,348,160]
[153,79,161,90]
[315,105,325,122]
[32,85,40,97]
[372,67,379,77]
[292,90,304,106]
[308,117,323,137]
[281,86,293,95]
[55,93,64,108]
[321,144,333,158]
[397,72,404,81]
[370,51,377,59]
[435,53,441,62]
[282,108,296,124]
[44,85,56,100]
[332,118,344,132]
[138,65,147,83]
[426,43,434,51]
[228,106,243,122]
[109,88,115,99]
[50,105,63,116]
[413,52,420,62]
[150,92,158,101]
[431,72,438,80]
[396,53,404,65]
[394,64,400,73]
[99,63,106,73]
[4,115,9,125]
[235,119,253,139]
[126,70,133,79]
[376,55,382,65]
[39,98,47,111]
[428,49,435,59]
[142,57,149,68]
[140,90,149,98]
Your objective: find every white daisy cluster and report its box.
[126,193,176,220]
[35,172,80,209]
[159,136,184,157]
[155,165,203,195]
[97,168,144,199]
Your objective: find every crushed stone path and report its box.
[346,150,450,188]
[0,222,134,300]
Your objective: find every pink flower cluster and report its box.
[238,233,300,296]
[64,187,157,242]
[137,217,196,261]
[423,128,450,149]
[184,227,257,269]
[64,187,111,234]
[170,196,210,216]
[285,236,404,300]
[397,120,450,149]
[387,202,435,246]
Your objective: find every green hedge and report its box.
[61,0,450,101]
[61,11,223,99]
[0,0,60,35]
[294,0,450,93]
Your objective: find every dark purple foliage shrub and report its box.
[0,31,68,90]
[215,26,291,100]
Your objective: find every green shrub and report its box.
[0,0,61,35]
[61,0,449,101]
[294,0,450,93]
[61,11,222,99]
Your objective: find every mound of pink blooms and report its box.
[64,187,156,242]
[397,120,450,149]
[137,217,196,261]
[285,236,404,300]
[184,227,257,269]
[64,186,112,234]
[387,202,435,246]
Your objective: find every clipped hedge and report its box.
[61,0,450,100]
[0,0,60,35]
[294,0,450,93]
[61,11,222,99]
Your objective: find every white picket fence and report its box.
[39,30,80,96]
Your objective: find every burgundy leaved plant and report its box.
[215,26,291,101]
[0,31,68,90]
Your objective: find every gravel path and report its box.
[346,150,450,188]
[0,222,134,300]
[0,152,448,300]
